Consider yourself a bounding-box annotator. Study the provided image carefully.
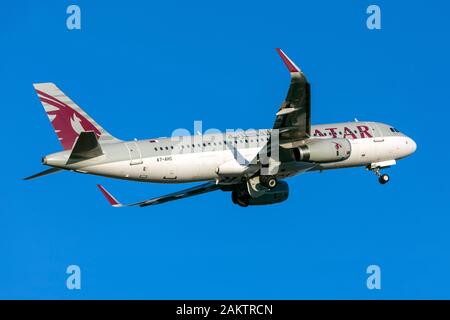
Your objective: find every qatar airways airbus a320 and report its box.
[25,49,416,207]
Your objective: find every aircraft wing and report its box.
[273,48,311,144]
[97,182,221,207]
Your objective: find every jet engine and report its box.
[231,181,289,207]
[292,138,351,163]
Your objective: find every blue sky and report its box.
[1,0,449,299]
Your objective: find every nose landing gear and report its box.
[370,166,390,185]
[378,173,390,184]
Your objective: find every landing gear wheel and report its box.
[369,165,390,185]
[260,176,278,189]
[267,178,277,189]
[378,174,390,184]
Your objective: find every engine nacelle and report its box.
[233,181,289,206]
[249,181,289,205]
[292,138,351,163]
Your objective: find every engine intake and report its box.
[292,138,351,163]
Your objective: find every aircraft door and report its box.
[125,142,143,165]
[371,123,388,162]
[163,165,177,180]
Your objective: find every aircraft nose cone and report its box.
[408,137,417,154]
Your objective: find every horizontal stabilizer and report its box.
[23,167,63,180]
[67,131,103,164]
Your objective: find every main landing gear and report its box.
[370,167,390,185]
[259,175,278,189]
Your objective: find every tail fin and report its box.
[33,83,120,150]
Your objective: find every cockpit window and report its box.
[390,127,401,133]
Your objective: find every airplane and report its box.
[25,49,417,207]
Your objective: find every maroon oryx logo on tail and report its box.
[35,89,101,150]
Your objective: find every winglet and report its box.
[97,184,122,207]
[276,48,301,73]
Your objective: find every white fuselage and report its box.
[43,121,417,183]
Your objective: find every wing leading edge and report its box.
[97,182,221,207]
[273,48,311,144]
